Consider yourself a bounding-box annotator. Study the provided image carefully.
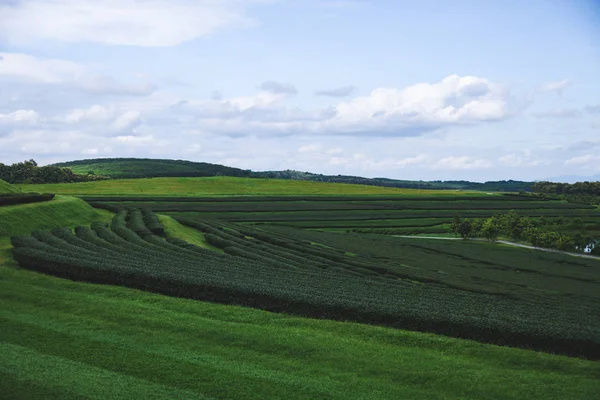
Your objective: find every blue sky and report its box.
[0,0,599,181]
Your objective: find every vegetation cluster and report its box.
[451,211,600,254]
[0,160,109,184]
[9,207,600,358]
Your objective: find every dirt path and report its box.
[393,235,600,260]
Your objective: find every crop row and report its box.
[90,200,594,214]
[10,209,600,358]
[0,193,55,207]
[79,193,547,203]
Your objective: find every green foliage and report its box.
[2,262,599,400]
[481,217,501,242]
[0,178,20,193]
[0,159,109,184]
[52,157,253,179]
[451,216,474,238]
[0,193,55,207]
[9,209,600,359]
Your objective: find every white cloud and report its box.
[112,110,142,131]
[326,75,509,135]
[63,105,113,124]
[564,154,600,166]
[537,79,570,94]
[498,153,541,167]
[56,105,142,136]
[112,134,167,147]
[433,156,492,170]
[0,53,86,83]
[0,0,265,47]
[169,75,511,138]
[0,52,155,96]
[0,109,40,125]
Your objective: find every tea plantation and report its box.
[2,184,600,399]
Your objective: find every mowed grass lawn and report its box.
[1,264,599,400]
[16,177,488,196]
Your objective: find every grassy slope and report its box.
[0,196,113,269]
[16,177,486,196]
[0,195,113,237]
[1,266,599,400]
[0,179,20,194]
[158,214,224,253]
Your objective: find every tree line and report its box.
[533,181,600,195]
[0,160,109,184]
[451,211,599,255]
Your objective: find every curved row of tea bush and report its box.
[10,209,600,359]
[0,192,55,207]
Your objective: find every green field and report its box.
[3,179,600,398]
[0,195,113,237]
[3,265,599,400]
[10,207,600,358]
[0,179,20,194]
[16,177,484,196]
[86,193,600,238]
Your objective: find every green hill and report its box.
[0,195,112,237]
[52,158,253,179]
[51,157,534,191]
[0,179,20,194]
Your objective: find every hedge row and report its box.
[0,193,55,207]
[9,209,600,359]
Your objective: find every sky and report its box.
[0,0,599,182]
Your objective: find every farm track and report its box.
[394,236,600,260]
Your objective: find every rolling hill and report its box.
[2,175,600,398]
[51,158,534,192]
[0,178,20,194]
[52,158,253,179]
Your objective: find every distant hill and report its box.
[51,158,534,192]
[53,158,253,179]
[257,170,534,192]
[0,179,20,194]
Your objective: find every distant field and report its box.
[16,177,486,196]
[88,193,600,237]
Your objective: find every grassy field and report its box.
[157,214,224,253]
[0,179,20,194]
[0,195,113,237]
[16,177,485,196]
[1,265,599,400]
[3,183,600,398]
